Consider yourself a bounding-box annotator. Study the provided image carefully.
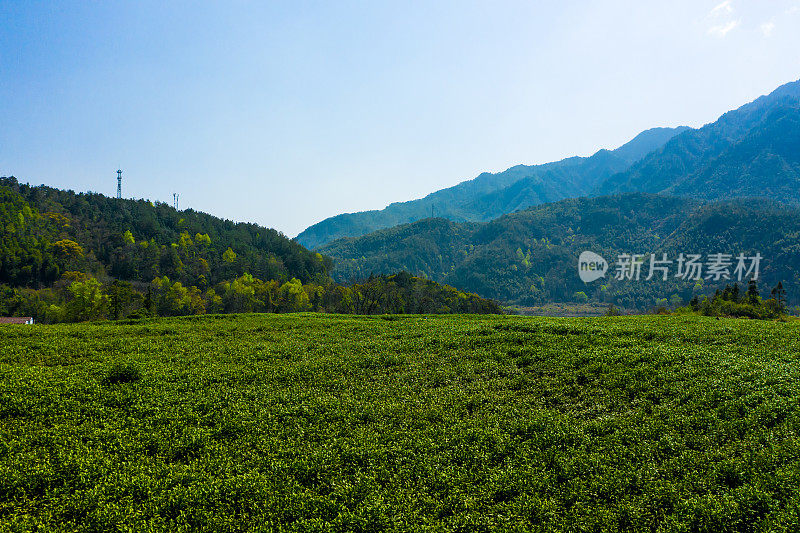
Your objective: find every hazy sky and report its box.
[2,1,800,237]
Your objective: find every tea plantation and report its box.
[1,314,799,531]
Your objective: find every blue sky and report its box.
[2,1,799,236]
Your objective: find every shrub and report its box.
[103,363,141,385]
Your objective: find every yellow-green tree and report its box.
[53,239,84,260]
[65,277,107,322]
[277,278,311,312]
[222,247,237,263]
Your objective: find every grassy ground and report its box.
[1,313,799,532]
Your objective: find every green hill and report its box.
[320,193,800,309]
[0,177,501,321]
[0,176,329,289]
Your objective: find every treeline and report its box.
[0,271,501,323]
[674,280,788,320]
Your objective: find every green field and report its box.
[1,314,800,532]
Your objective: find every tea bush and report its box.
[1,314,799,531]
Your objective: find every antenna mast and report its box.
[116,169,122,199]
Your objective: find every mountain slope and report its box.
[0,176,329,289]
[296,126,688,249]
[611,126,693,163]
[463,148,631,220]
[667,104,800,202]
[320,218,476,282]
[596,79,800,197]
[320,193,800,309]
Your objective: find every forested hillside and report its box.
[0,177,501,321]
[597,79,800,200]
[1,176,328,288]
[320,193,800,310]
[296,127,688,248]
[667,104,800,201]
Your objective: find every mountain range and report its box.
[6,78,798,316]
[313,78,800,308]
[597,80,800,199]
[296,127,690,249]
[299,79,800,252]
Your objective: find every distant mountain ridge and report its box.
[296,126,689,248]
[667,104,800,202]
[596,79,800,199]
[300,78,800,251]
